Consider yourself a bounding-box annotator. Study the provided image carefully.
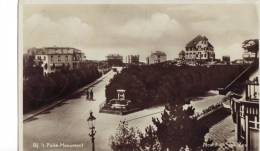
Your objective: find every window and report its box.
[65,55,68,61]
[51,56,53,62]
[43,56,46,60]
[58,55,61,62]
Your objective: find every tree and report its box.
[139,125,161,151]
[151,105,206,151]
[106,63,248,108]
[242,39,259,59]
[105,72,147,107]
[179,50,186,61]
[23,63,101,113]
[23,55,43,78]
[110,121,140,151]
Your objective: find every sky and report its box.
[22,3,259,62]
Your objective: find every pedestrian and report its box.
[86,90,89,100]
[90,89,93,100]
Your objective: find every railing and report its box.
[219,61,258,95]
[230,98,259,149]
[224,65,252,90]
[195,102,224,120]
[231,99,259,118]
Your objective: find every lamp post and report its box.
[87,111,96,151]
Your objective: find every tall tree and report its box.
[151,105,206,151]
[110,121,140,151]
[139,125,161,151]
[242,39,259,59]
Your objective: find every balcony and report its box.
[230,77,259,151]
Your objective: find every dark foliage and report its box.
[106,63,248,107]
[242,39,259,59]
[139,125,161,151]
[23,63,102,113]
[110,105,218,151]
[151,105,208,151]
[110,121,140,151]
[23,55,43,78]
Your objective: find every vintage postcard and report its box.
[19,0,259,151]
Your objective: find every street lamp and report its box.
[87,111,96,151]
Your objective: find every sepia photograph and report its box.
[20,0,259,151]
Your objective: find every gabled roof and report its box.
[208,42,214,48]
[186,35,214,48]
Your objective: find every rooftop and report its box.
[151,51,166,56]
[28,47,82,55]
[106,54,123,59]
[186,35,214,48]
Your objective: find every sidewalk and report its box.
[23,70,113,121]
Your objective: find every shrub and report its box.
[105,64,248,107]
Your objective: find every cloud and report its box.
[116,13,184,40]
[23,4,258,61]
[23,14,93,51]
[216,43,244,60]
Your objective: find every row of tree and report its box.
[106,63,248,107]
[23,62,102,113]
[110,104,220,151]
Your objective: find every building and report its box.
[146,51,167,64]
[230,76,259,151]
[183,35,215,63]
[106,54,123,66]
[126,55,139,64]
[222,55,231,64]
[28,47,85,75]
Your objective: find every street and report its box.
[23,69,164,151]
[23,69,232,151]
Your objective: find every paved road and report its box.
[23,69,164,151]
[23,69,232,151]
